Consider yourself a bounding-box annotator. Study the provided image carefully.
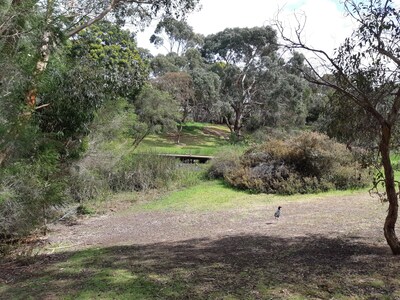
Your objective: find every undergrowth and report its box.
[209,132,372,195]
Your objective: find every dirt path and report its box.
[47,192,388,251]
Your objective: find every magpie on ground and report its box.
[274,206,282,219]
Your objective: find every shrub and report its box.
[66,169,110,203]
[0,148,66,243]
[108,152,199,192]
[207,147,242,179]
[213,132,371,195]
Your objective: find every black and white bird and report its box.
[274,206,282,219]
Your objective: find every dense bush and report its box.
[108,153,203,192]
[66,169,110,203]
[209,132,371,194]
[207,147,243,179]
[0,147,66,244]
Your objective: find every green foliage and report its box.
[76,205,94,216]
[36,54,103,137]
[66,170,110,203]
[0,145,65,240]
[150,52,185,76]
[108,152,201,192]
[0,0,202,247]
[135,85,180,129]
[150,17,203,54]
[69,21,148,98]
[202,26,278,65]
[68,137,89,160]
[131,85,181,149]
[149,50,221,123]
[190,67,221,122]
[66,99,204,203]
[153,71,194,122]
[202,27,311,135]
[0,1,44,156]
[211,132,371,194]
[37,22,148,138]
[318,90,380,148]
[65,98,137,203]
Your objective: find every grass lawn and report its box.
[135,180,368,212]
[136,122,232,156]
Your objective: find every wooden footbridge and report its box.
[159,154,213,164]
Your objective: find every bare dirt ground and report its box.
[1,192,400,299]
[46,192,387,250]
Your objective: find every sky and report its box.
[135,0,356,55]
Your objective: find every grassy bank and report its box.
[137,122,232,156]
[135,180,368,213]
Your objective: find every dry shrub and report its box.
[215,132,371,194]
[207,148,242,179]
[66,169,110,203]
[108,153,182,192]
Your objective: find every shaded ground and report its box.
[1,192,399,299]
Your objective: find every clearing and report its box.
[0,182,399,299]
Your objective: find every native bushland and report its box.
[210,132,371,194]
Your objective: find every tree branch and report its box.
[66,0,119,37]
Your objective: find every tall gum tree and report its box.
[11,0,200,109]
[202,26,278,138]
[276,0,400,254]
[150,17,203,55]
[0,0,199,166]
[153,71,194,143]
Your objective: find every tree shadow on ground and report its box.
[0,234,399,299]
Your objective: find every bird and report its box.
[274,206,282,219]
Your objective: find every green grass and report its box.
[391,153,400,180]
[136,122,231,156]
[135,180,368,213]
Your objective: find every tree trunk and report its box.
[176,121,184,144]
[223,116,233,133]
[232,105,242,139]
[24,0,116,109]
[132,128,151,151]
[25,30,52,108]
[380,123,400,255]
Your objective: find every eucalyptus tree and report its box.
[150,17,203,55]
[190,67,221,122]
[37,21,148,138]
[0,0,199,165]
[149,46,221,123]
[131,85,181,150]
[150,52,187,76]
[0,0,43,166]
[153,71,194,143]
[277,0,400,254]
[153,72,194,120]
[1,0,200,109]
[247,53,311,129]
[202,26,278,137]
[0,0,39,105]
